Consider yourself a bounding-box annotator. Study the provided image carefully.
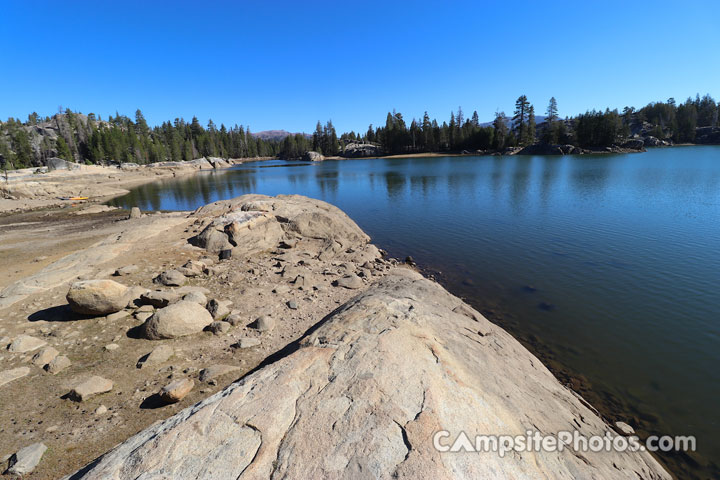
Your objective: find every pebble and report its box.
[95,405,108,415]
[104,344,120,351]
[287,300,298,310]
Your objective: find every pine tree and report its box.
[513,95,530,145]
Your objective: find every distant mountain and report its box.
[252,130,310,141]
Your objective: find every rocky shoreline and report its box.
[0,194,669,478]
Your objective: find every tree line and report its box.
[0,109,280,169]
[1,93,718,168]
[278,93,718,157]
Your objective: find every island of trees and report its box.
[0,93,718,169]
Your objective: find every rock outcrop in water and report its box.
[67,268,669,479]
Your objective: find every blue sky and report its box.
[1,0,718,133]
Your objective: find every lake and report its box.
[109,146,720,477]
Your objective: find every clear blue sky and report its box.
[1,0,718,134]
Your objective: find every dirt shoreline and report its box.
[0,157,274,215]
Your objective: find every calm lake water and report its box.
[109,147,720,476]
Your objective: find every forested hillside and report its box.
[0,109,279,169]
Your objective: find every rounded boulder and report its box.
[142,301,214,340]
[66,279,130,315]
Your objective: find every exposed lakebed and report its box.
[109,146,720,476]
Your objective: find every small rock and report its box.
[140,290,181,308]
[95,405,108,415]
[199,257,215,266]
[67,279,130,315]
[233,338,261,349]
[159,378,194,403]
[45,355,71,374]
[182,291,207,306]
[31,346,59,367]
[405,256,416,266]
[251,316,275,332]
[199,364,241,383]
[333,274,363,289]
[219,249,233,260]
[70,376,113,401]
[0,367,30,387]
[224,312,244,326]
[615,421,635,436]
[7,442,47,476]
[8,335,47,353]
[113,265,139,276]
[134,311,153,322]
[106,310,131,322]
[176,266,200,277]
[207,298,232,320]
[129,206,142,219]
[154,270,187,287]
[287,300,298,310]
[104,344,120,351]
[207,321,230,335]
[272,285,290,295]
[137,344,174,369]
[135,304,154,313]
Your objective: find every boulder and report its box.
[343,142,382,158]
[45,355,71,374]
[621,138,645,150]
[7,335,46,353]
[6,442,47,476]
[67,270,670,479]
[154,270,187,287]
[66,279,130,315]
[159,378,194,403]
[129,207,142,219]
[302,151,324,162]
[142,301,214,340]
[70,376,113,401]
